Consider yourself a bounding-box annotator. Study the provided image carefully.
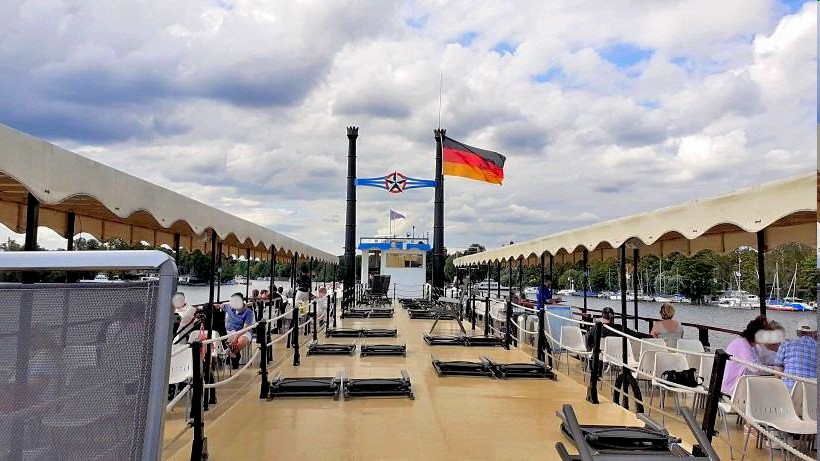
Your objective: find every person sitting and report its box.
[172,292,198,342]
[721,316,769,395]
[584,306,651,351]
[537,277,563,306]
[296,268,312,306]
[650,303,683,346]
[259,289,270,300]
[773,323,817,390]
[223,293,255,369]
[756,320,785,366]
[251,289,260,301]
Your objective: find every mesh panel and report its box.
[0,281,160,461]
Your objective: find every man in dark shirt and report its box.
[584,306,651,351]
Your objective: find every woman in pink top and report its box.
[721,316,770,395]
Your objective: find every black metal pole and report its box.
[695,349,729,455]
[467,264,473,323]
[245,248,251,300]
[65,212,75,251]
[344,126,358,312]
[632,248,639,330]
[586,321,603,404]
[619,244,628,363]
[496,260,501,298]
[484,295,490,336]
[582,249,589,313]
[537,252,546,362]
[518,258,523,296]
[215,242,223,303]
[269,245,276,304]
[756,230,767,316]
[470,267,477,330]
[204,232,217,408]
[332,263,338,327]
[504,297,513,350]
[257,314,269,399]
[433,128,446,299]
[23,193,39,252]
[190,341,207,460]
[292,253,300,366]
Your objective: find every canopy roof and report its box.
[455,172,816,267]
[0,123,336,263]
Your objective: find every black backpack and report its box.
[660,368,702,387]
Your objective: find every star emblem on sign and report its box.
[384,171,407,193]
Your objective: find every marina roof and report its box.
[454,172,817,267]
[0,123,336,263]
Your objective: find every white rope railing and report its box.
[543,308,595,326]
[511,318,536,335]
[510,301,538,314]
[268,307,295,323]
[724,397,815,461]
[602,324,712,358]
[201,322,259,345]
[270,328,294,344]
[728,356,817,385]
[165,384,191,412]
[204,349,261,389]
[298,317,312,329]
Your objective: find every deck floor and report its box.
[163,306,782,460]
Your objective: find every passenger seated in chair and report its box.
[537,277,563,305]
[296,268,312,305]
[172,292,197,341]
[259,289,270,300]
[251,289,260,301]
[650,303,683,347]
[223,293,255,369]
[721,315,769,395]
[584,306,651,351]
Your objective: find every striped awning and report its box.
[454,172,816,267]
[0,123,336,263]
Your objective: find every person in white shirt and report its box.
[172,292,198,341]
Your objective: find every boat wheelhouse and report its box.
[358,236,431,299]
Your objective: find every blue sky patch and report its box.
[639,100,661,110]
[779,0,808,13]
[599,42,654,68]
[533,67,565,83]
[454,31,478,47]
[405,15,428,29]
[493,41,517,55]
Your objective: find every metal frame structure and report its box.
[0,250,177,461]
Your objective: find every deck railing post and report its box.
[694,349,729,456]
[483,296,490,336]
[586,321,603,404]
[257,316,269,399]
[292,268,300,366]
[504,298,513,350]
[312,300,318,341]
[698,327,710,348]
[537,305,546,363]
[190,341,207,460]
[470,288,476,330]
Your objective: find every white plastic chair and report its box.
[602,336,638,368]
[742,376,816,460]
[637,338,666,362]
[649,352,702,423]
[791,381,817,422]
[559,325,590,375]
[676,338,706,371]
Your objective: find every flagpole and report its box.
[433,128,446,299]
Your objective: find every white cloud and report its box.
[0,0,815,254]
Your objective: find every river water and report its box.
[561,295,816,350]
[180,281,815,350]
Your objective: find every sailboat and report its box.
[766,263,814,312]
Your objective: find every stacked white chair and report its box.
[649,352,703,423]
[676,338,706,371]
[742,376,816,459]
[559,325,590,376]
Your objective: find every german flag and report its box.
[443,137,506,185]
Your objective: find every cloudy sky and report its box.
[0,0,816,255]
